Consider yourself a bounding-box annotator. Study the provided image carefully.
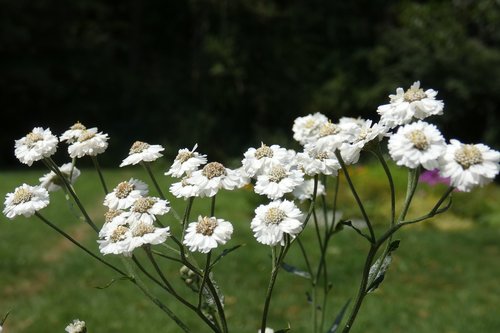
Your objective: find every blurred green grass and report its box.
[0,163,499,332]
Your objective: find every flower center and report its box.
[104,209,122,223]
[130,141,150,154]
[111,226,129,242]
[196,216,218,236]
[255,144,274,159]
[12,188,33,205]
[202,162,226,179]
[78,130,96,142]
[132,222,155,237]
[115,181,134,199]
[264,207,286,225]
[176,151,193,163]
[406,130,429,150]
[71,122,86,130]
[404,87,426,102]
[132,197,156,213]
[314,151,329,161]
[268,165,287,182]
[26,132,43,146]
[455,145,483,169]
[319,122,339,137]
[304,118,316,129]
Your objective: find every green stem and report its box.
[91,156,108,195]
[335,151,375,243]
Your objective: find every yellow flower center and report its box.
[71,121,86,130]
[132,222,155,237]
[26,132,43,147]
[111,226,129,242]
[104,209,122,223]
[319,122,339,137]
[115,181,134,199]
[12,188,33,205]
[455,145,483,169]
[78,130,96,142]
[406,130,429,150]
[255,144,274,159]
[202,162,226,179]
[404,87,426,102]
[264,207,286,225]
[268,165,288,182]
[196,216,218,236]
[130,141,150,154]
[132,197,156,213]
[176,151,193,163]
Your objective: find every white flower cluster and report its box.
[65,319,86,333]
[98,180,171,256]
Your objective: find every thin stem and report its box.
[36,213,126,276]
[335,151,375,243]
[198,251,213,309]
[261,246,282,333]
[91,156,109,194]
[373,145,396,226]
[296,238,314,280]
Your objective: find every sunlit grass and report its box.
[1,163,499,332]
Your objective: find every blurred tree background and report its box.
[1,0,499,167]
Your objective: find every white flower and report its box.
[120,141,164,167]
[189,162,242,197]
[165,144,207,178]
[388,121,446,170]
[14,127,58,166]
[169,176,201,199]
[439,139,500,192]
[338,119,389,164]
[309,121,350,153]
[292,112,329,145]
[39,163,81,192]
[292,178,326,202]
[98,219,132,256]
[377,81,444,128]
[60,122,87,143]
[183,216,233,253]
[65,319,86,333]
[258,328,275,333]
[241,143,295,178]
[254,163,304,200]
[103,179,149,210]
[4,184,50,219]
[128,221,170,251]
[125,196,170,225]
[296,147,340,176]
[68,128,109,158]
[251,200,303,246]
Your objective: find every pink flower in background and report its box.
[419,169,450,186]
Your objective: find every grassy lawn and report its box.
[1,163,499,332]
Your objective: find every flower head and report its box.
[103,179,149,210]
[251,200,303,246]
[128,221,170,251]
[292,112,329,145]
[189,162,243,197]
[39,163,81,192]
[14,127,58,166]
[296,147,340,176]
[60,122,87,143]
[439,140,500,192]
[241,143,295,178]
[4,184,50,219]
[388,121,446,170]
[169,176,201,199]
[292,178,326,202]
[183,216,233,253]
[165,144,207,178]
[120,141,165,167]
[68,127,109,158]
[254,163,304,200]
[377,81,444,128]
[65,319,86,333]
[125,196,170,225]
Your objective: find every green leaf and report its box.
[366,240,401,293]
[1,310,11,325]
[281,261,311,279]
[327,299,351,333]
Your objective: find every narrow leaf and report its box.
[95,276,131,289]
[1,310,11,325]
[367,239,401,293]
[327,299,351,333]
[210,244,244,268]
[281,261,311,279]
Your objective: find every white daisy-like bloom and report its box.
[377,81,444,128]
[292,112,329,146]
[68,127,109,158]
[251,200,304,246]
[3,184,50,219]
[14,127,58,166]
[338,119,389,164]
[39,163,81,192]
[60,121,87,143]
[103,178,149,210]
[258,328,275,333]
[309,120,350,153]
[292,178,326,202]
[388,121,446,170]
[296,147,340,176]
[183,216,233,253]
[241,143,295,178]
[165,144,207,178]
[439,139,500,192]
[98,222,132,256]
[128,221,170,252]
[120,141,164,167]
[189,162,242,197]
[254,162,304,200]
[65,319,86,333]
[169,176,201,199]
[125,196,170,225]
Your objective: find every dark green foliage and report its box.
[1,0,499,167]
